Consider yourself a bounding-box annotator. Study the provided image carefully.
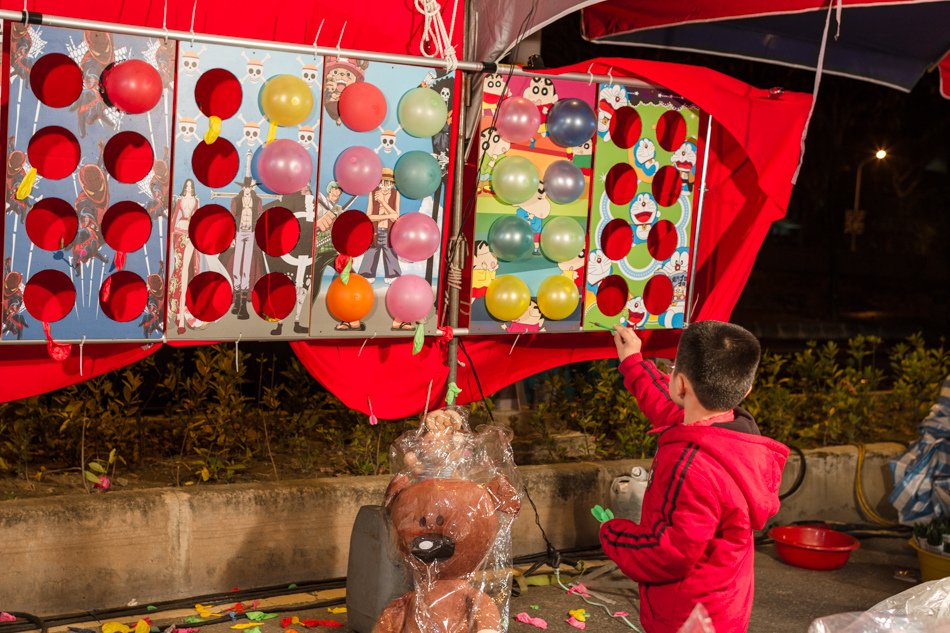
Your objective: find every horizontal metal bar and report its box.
[0,9,651,88]
[0,328,472,345]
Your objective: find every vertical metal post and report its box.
[445,1,471,387]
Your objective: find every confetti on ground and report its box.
[245,612,279,622]
[287,584,298,589]
[183,618,205,624]
[326,607,346,615]
[284,629,299,633]
[102,622,131,633]
[0,614,16,623]
[567,584,591,598]
[280,618,342,629]
[195,605,222,618]
[568,609,588,623]
[566,616,586,630]
[146,607,157,612]
[134,620,151,633]
[529,606,540,611]
[230,624,260,630]
[514,613,548,630]
[174,629,201,633]
[612,612,629,618]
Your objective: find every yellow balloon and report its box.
[260,74,314,127]
[485,275,531,322]
[537,275,579,320]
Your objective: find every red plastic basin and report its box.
[768,525,860,571]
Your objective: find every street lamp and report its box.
[846,149,887,251]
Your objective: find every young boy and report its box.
[597,321,789,633]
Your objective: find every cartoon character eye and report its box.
[540,87,549,97]
[532,86,539,94]
[492,134,501,144]
[481,140,490,152]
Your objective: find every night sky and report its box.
[539,13,949,342]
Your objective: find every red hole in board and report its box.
[103,132,154,183]
[601,219,633,261]
[643,274,674,315]
[596,275,628,317]
[28,127,81,180]
[647,220,678,262]
[652,165,682,207]
[251,272,297,321]
[609,106,642,150]
[185,271,233,323]
[30,53,82,108]
[191,138,239,188]
[331,210,374,257]
[189,204,235,255]
[255,207,300,257]
[655,110,687,152]
[604,162,638,206]
[23,269,75,322]
[25,198,77,250]
[99,270,148,322]
[195,68,243,120]
[101,201,151,252]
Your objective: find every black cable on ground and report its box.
[779,445,806,500]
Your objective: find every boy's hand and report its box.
[612,325,642,362]
[591,505,614,523]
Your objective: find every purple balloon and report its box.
[390,213,440,262]
[335,146,382,195]
[496,96,541,144]
[257,139,312,195]
[386,274,434,323]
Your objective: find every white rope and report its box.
[189,0,198,43]
[336,21,347,54]
[586,63,595,86]
[415,0,459,71]
[421,379,434,422]
[234,333,241,372]
[312,18,325,58]
[162,0,169,42]
[508,333,521,355]
[792,0,839,184]
[357,332,377,358]
[79,336,86,376]
[23,0,28,25]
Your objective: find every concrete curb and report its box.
[0,443,903,613]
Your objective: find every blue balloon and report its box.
[394,151,442,200]
[251,145,277,195]
[543,160,586,204]
[547,98,597,148]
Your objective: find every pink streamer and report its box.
[515,612,548,630]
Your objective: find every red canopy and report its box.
[0,4,812,417]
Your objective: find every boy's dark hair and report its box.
[674,320,761,411]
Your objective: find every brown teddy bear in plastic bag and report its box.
[372,471,521,633]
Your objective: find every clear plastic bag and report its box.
[375,407,522,633]
[808,579,950,633]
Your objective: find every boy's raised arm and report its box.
[613,326,684,429]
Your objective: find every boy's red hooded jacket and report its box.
[600,355,789,633]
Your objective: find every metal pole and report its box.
[445,0,471,388]
[0,9,651,89]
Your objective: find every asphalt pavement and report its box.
[36,537,920,633]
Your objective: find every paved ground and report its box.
[35,537,919,633]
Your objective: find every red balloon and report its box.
[101,60,163,114]
[338,82,387,132]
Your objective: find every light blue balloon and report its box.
[251,145,277,195]
[394,151,441,200]
[544,160,586,204]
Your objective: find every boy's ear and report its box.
[672,372,690,399]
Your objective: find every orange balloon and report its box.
[326,274,374,322]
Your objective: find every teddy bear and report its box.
[372,466,521,633]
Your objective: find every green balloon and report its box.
[397,87,448,138]
[488,215,535,261]
[394,151,441,199]
[540,216,586,263]
[492,156,540,206]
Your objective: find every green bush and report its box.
[0,335,946,488]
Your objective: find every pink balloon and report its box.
[335,146,383,195]
[385,274,434,323]
[390,213,440,262]
[496,96,542,144]
[257,139,312,195]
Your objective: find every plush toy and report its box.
[374,408,521,633]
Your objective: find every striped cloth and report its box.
[889,375,950,525]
